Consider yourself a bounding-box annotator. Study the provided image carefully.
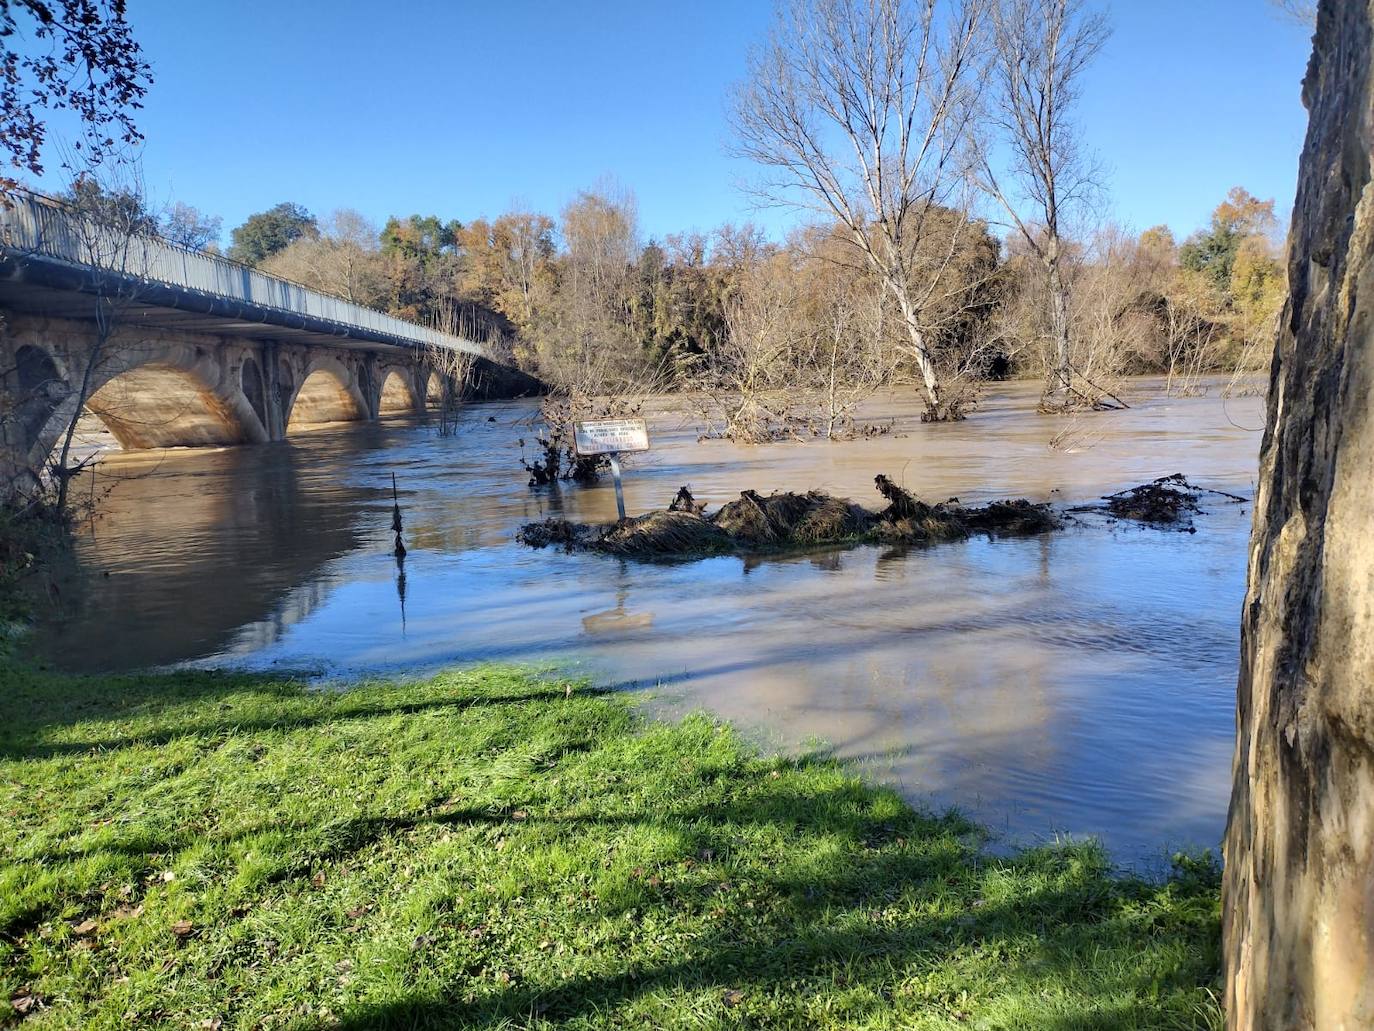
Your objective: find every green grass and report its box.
[0,663,1222,1029]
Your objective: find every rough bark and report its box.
[1046,248,1073,403]
[1222,3,1374,1028]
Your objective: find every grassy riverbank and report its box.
[0,663,1222,1029]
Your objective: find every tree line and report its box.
[179,170,1280,440]
[10,0,1290,446]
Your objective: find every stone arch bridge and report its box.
[0,192,539,496]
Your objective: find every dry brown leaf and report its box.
[71,918,99,936]
[10,990,37,1015]
[198,1019,223,1030]
[171,919,195,938]
[160,870,176,883]
[311,871,327,888]
[723,989,745,1007]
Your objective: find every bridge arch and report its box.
[286,358,368,431]
[378,367,419,416]
[26,351,268,467]
[12,344,65,453]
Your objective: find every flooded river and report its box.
[32,378,1265,870]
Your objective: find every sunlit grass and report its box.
[0,663,1221,1029]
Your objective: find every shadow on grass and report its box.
[0,664,1222,1029]
[0,664,601,760]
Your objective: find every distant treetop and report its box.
[228,203,319,265]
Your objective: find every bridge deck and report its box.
[0,192,485,357]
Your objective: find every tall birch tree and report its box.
[732,0,990,421]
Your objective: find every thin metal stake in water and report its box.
[608,454,627,521]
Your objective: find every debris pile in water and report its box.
[1099,473,1248,528]
[518,477,1058,560]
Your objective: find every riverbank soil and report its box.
[0,664,1222,1028]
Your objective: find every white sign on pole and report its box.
[573,418,650,457]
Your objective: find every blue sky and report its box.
[36,0,1314,246]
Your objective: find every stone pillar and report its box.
[261,340,284,440]
[361,352,380,421]
[1223,3,1374,1028]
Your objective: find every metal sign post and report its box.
[607,454,627,521]
[573,418,650,523]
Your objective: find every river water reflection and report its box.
[33,378,1265,870]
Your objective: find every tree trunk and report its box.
[892,287,945,419]
[1045,247,1072,406]
[52,322,106,514]
[1223,3,1374,1027]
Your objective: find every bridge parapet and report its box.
[0,190,485,357]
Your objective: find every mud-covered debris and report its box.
[874,474,932,522]
[598,510,732,557]
[516,519,596,550]
[1102,473,1247,527]
[713,490,872,545]
[519,475,1057,560]
[961,499,1060,535]
[667,486,706,515]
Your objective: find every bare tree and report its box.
[693,250,808,442]
[532,182,646,393]
[41,170,156,512]
[1268,0,1316,25]
[732,0,990,421]
[426,299,484,437]
[159,202,222,252]
[980,0,1110,410]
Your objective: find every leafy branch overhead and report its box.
[0,0,152,190]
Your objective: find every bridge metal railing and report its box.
[0,190,485,357]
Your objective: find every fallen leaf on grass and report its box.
[511,810,529,821]
[345,904,371,920]
[171,920,195,938]
[71,918,99,936]
[311,871,327,888]
[198,1019,223,1030]
[10,989,38,1015]
[112,904,144,920]
[160,870,176,883]
[723,989,745,1007]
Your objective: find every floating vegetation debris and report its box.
[518,477,1058,560]
[1098,473,1248,529]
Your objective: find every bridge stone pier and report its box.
[0,192,539,497]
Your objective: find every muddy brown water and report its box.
[30,377,1265,871]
